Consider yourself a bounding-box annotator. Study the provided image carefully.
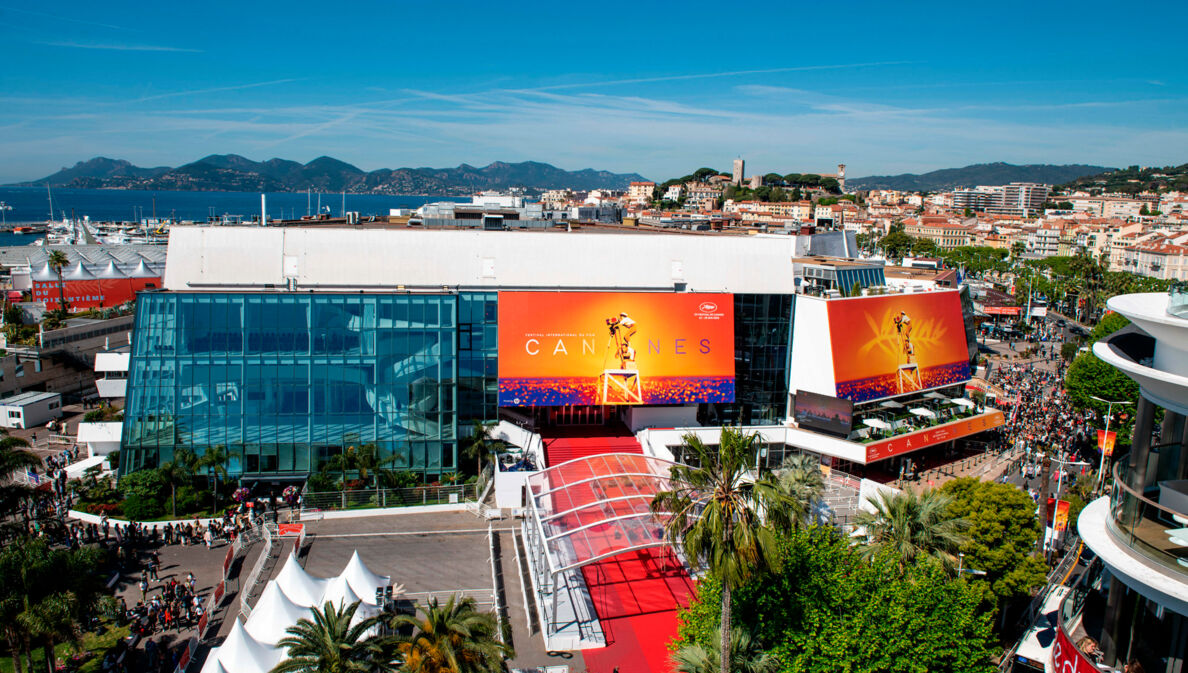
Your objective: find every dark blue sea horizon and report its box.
[0,186,465,225]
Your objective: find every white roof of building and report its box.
[76,422,123,443]
[0,391,60,407]
[164,225,803,294]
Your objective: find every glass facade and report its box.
[120,292,498,481]
[701,294,794,426]
[121,290,793,480]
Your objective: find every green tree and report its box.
[763,173,784,186]
[853,489,970,574]
[387,594,510,673]
[272,601,382,673]
[1064,352,1140,441]
[0,431,39,526]
[775,453,825,525]
[1011,241,1026,259]
[461,420,498,477]
[672,624,777,673]
[18,592,80,673]
[157,459,192,519]
[941,478,1047,612]
[675,527,995,673]
[196,445,232,515]
[911,237,939,257]
[652,428,799,673]
[879,231,913,260]
[45,250,70,316]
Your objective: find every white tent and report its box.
[320,572,365,609]
[274,553,330,608]
[63,262,96,280]
[245,581,309,646]
[31,263,57,282]
[214,619,284,673]
[340,551,391,605]
[198,650,229,673]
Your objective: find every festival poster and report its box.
[1097,429,1117,457]
[498,292,734,406]
[827,291,971,403]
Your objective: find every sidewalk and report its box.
[898,446,1024,493]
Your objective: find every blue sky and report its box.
[1,0,1186,183]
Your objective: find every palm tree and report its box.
[158,457,192,519]
[651,428,798,673]
[18,592,80,673]
[460,420,497,477]
[387,594,510,673]
[45,250,70,316]
[854,489,970,574]
[671,624,777,673]
[196,445,231,515]
[774,453,826,527]
[0,431,40,527]
[272,601,382,673]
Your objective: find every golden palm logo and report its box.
[855,308,951,369]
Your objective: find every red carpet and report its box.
[537,425,692,673]
[580,548,695,673]
[542,425,642,467]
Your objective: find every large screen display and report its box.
[828,291,971,403]
[794,390,854,438]
[498,292,735,406]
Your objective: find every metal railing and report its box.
[301,483,478,511]
[239,522,278,619]
[1108,457,1188,578]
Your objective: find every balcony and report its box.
[1107,455,1188,577]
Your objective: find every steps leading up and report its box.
[540,426,642,467]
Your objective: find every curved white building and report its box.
[1059,289,1188,672]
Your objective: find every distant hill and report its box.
[1059,163,1188,194]
[848,162,1114,191]
[13,155,649,194]
[32,157,172,185]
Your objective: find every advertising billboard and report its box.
[828,291,971,403]
[864,409,1005,463]
[498,292,734,406]
[794,390,854,438]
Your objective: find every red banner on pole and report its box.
[1097,429,1117,457]
[1047,498,1071,533]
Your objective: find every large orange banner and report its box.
[828,291,971,403]
[865,410,1004,462]
[498,292,734,406]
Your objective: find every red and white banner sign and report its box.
[1052,626,1100,673]
[278,523,305,537]
[983,305,1022,316]
[865,410,1006,462]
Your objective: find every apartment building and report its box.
[904,216,972,249]
[627,181,656,204]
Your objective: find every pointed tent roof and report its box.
[63,262,96,281]
[96,261,127,279]
[340,551,390,604]
[128,260,158,278]
[274,553,330,608]
[216,619,284,673]
[320,572,365,609]
[31,263,57,282]
[198,649,229,673]
[244,581,308,646]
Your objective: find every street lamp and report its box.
[1089,396,1132,493]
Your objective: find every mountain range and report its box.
[14,156,650,194]
[847,162,1114,191]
